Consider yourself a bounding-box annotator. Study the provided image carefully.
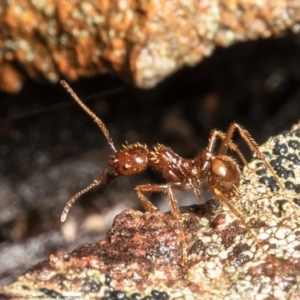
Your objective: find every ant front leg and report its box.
[134,185,159,212]
[135,184,187,264]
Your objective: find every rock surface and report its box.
[1,121,300,299]
[1,1,300,92]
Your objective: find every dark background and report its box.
[0,34,300,285]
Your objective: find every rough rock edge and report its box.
[1,120,300,299]
[1,1,300,92]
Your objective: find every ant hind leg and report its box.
[213,187,279,266]
[218,123,284,190]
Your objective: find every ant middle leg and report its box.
[191,184,206,204]
[135,184,187,264]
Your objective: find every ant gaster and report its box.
[60,80,283,266]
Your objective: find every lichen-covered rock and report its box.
[1,1,300,92]
[1,122,300,299]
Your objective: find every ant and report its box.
[60,80,283,266]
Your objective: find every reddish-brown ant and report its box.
[60,80,283,265]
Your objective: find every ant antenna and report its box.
[60,162,111,222]
[60,80,117,153]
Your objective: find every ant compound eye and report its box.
[123,163,131,170]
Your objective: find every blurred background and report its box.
[1,33,300,285]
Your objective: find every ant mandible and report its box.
[60,80,283,266]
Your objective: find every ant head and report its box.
[106,143,149,185]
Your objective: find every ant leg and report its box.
[134,185,159,212]
[207,129,250,168]
[135,184,187,264]
[213,131,258,172]
[219,123,284,190]
[61,162,111,222]
[191,185,206,204]
[213,187,279,266]
[206,129,219,153]
[214,131,249,166]
[218,123,256,156]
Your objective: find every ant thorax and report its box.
[149,144,199,183]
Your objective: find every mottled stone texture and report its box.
[0,0,300,92]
